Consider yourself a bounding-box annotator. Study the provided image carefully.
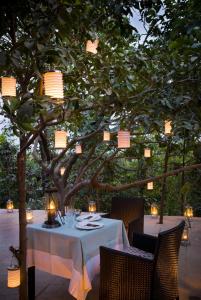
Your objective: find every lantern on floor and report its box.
[60,167,65,176]
[86,39,99,54]
[7,200,14,213]
[88,200,96,213]
[43,71,64,99]
[26,208,33,224]
[54,130,67,149]
[151,203,158,218]
[42,193,61,228]
[144,148,151,158]
[103,131,110,142]
[1,77,16,97]
[147,181,153,190]
[184,205,193,219]
[7,266,20,288]
[117,130,130,148]
[75,144,82,154]
[164,120,172,135]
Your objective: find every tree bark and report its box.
[17,137,27,300]
[159,142,170,224]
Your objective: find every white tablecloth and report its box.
[27,218,129,300]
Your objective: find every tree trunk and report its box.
[159,142,170,224]
[17,137,27,300]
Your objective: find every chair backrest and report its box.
[152,220,185,300]
[110,196,144,232]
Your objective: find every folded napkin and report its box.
[76,213,101,222]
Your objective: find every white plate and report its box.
[76,221,104,230]
[76,214,101,222]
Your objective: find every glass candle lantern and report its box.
[151,203,158,218]
[88,201,96,213]
[7,200,14,213]
[181,226,190,246]
[26,208,33,224]
[43,193,61,228]
[1,77,16,97]
[184,205,193,218]
[144,148,151,158]
[117,130,130,148]
[103,131,110,141]
[147,181,154,190]
[86,39,99,54]
[7,266,20,288]
[164,120,172,135]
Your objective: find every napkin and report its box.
[76,213,101,222]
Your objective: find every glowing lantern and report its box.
[7,267,20,288]
[75,144,82,154]
[103,131,110,141]
[1,77,16,97]
[44,71,64,99]
[164,120,172,135]
[54,130,67,149]
[147,181,153,190]
[86,39,99,54]
[26,208,33,224]
[60,167,65,176]
[181,226,190,246]
[151,203,158,217]
[144,148,151,158]
[117,130,130,148]
[88,201,96,213]
[7,200,14,213]
[184,206,193,218]
[43,193,61,228]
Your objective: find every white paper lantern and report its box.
[75,144,82,154]
[103,131,110,141]
[86,39,99,54]
[54,131,67,149]
[147,181,154,190]
[117,130,130,148]
[1,77,16,97]
[164,120,172,135]
[44,71,64,99]
[7,267,20,288]
[144,148,151,158]
[60,167,65,176]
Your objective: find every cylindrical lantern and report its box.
[42,193,61,228]
[164,120,172,135]
[117,130,130,148]
[7,200,14,213]
[103,131,110,142]
[75,144,82,154]
[151,203,158,217]
[86,39,99,54]
[26,208,33,224]
[54,130,67,149]
[144,148,151,158]
[147,181,153,190]
[181,226,190,245]
[60,167,65,176]
[184,206,193,218]
[1,77,16,97]
[44,71,64,99]
[88,201,96,213]
[7,267,20,288]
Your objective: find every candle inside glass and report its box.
[47,200,56,223]
[26,209,33,223]
[151,204,158,217]
[88,201,96,213]
[7,200,14,213]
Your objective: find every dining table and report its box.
[27,216,129,300]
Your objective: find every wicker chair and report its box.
[109,196,144,243]
[99,220,185,300]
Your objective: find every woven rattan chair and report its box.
[99,220,185,300]
[109,196,144,243]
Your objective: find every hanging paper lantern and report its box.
[54,130,67,149]
[144,148,151,158]
[75,144,82,154]
[7,267,20,288]
[86,39,99,54]
[103,131,110,141]
[151,203,158,217]
[184,205,193,218]
[147,181,153,190]
[7,200,14,213]
[117,130,130,148]
[60,167,65,176]
[88,200,96,213]
[44,71,64,99]
[1,77,16,97]
[26,208,33,224]
[164,120,172,135]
